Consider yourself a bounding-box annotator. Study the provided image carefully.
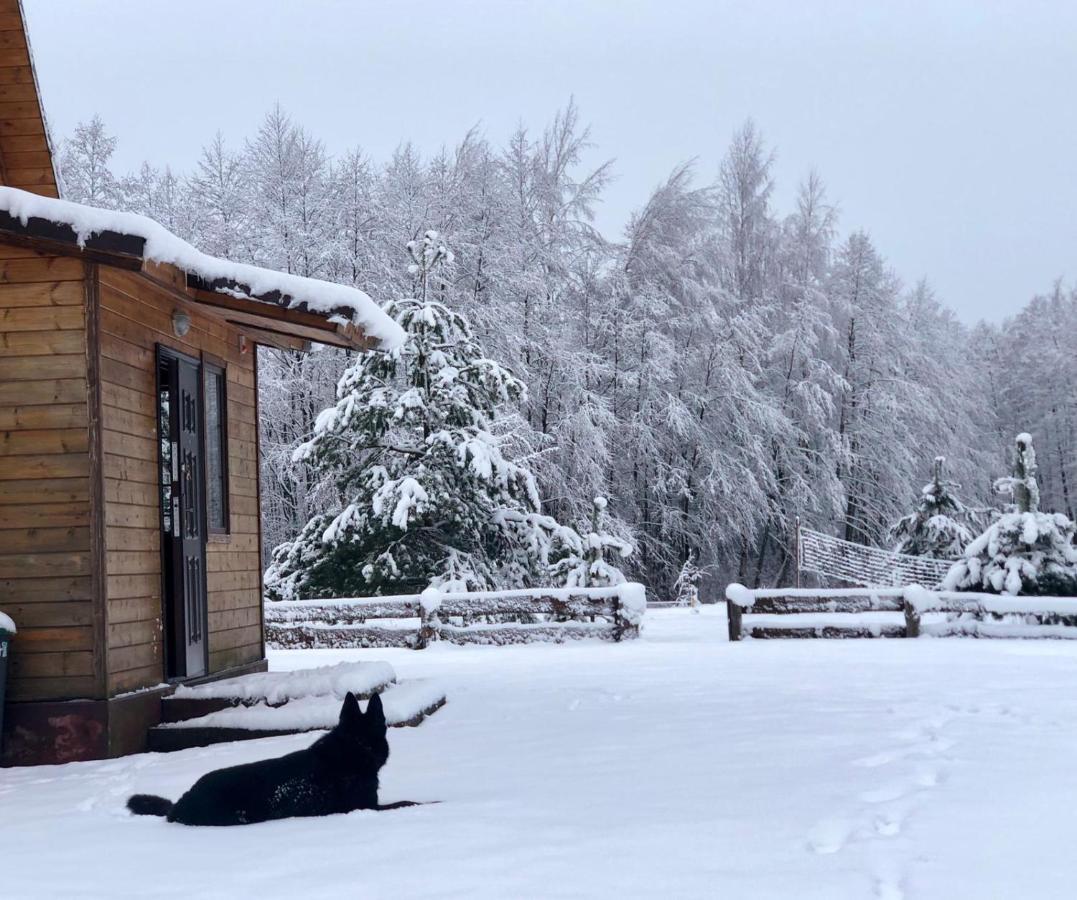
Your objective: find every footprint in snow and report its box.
[807,817,850,854]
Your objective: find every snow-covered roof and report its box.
[0,186,404,351]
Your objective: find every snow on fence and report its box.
[798,526,953,588]
[724,583,1077,641]
[265,584,647,650]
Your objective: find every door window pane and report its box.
[203,365,228,533]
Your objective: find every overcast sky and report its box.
[23,0,1077,323]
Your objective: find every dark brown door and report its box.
[158,347,208,679]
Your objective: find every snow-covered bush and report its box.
[943,434,1077,596]
[266,234,585,598]
[887,456,974,559]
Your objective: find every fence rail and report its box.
[266,584,647,650]
[725,583,1077,641]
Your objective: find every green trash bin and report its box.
[0,612,14,759]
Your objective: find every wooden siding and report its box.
[98,268,263,694]
[0,0,59,196]
[0,250,94,701]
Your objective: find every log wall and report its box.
[97,267,263,694]
[0,250,96,701]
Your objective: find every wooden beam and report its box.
[232,324,310,353]
[187,286,370,350]
[0,212,144,269]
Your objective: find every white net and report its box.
[798,526,953,588]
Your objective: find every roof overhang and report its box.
[0,211,378,352]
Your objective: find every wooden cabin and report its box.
[0,2,400,765]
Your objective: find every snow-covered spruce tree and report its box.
[265,233,578,599]
[943,434,1077,596]
[672,552,702,607]
[888,456,974,559]
[550,497,632,588]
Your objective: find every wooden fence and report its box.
[266,585,646,650]
[724,583,1077,641]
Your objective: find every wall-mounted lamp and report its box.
[172,309,191,338]
[238,334,249,355]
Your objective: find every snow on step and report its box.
[170,661,397,705]
[160,680,446,731]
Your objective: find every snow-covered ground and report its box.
[4,606,1077,898]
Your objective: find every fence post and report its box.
[417,604,436,649]
[417,589,442,650]
[727,600,742,642]
[903,596,920,638]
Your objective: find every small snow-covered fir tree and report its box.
[888,456,973,559]
[672,552,702,608]
[551,497,632,588]
[265,233,579,598]
[943,434,1077,596]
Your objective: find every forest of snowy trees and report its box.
[55,105,1077,599]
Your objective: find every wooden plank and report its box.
[0,403,86,430]
[0,30,26,50]
[107,573,160,600]
[0,329,84,355]
[7,676,97,703]
[0,377,85,406]
[0,256,83,283]
[100,355,153,396]
[205,533,259,554]
[105,503,159,529]
[0,120,44,140]
[208,643,262,674]
[0,304,84,330]
[105,526,158,553]
[101,404,154,439]
[746,595,905,615]
[743,624,908,640]
[103,452,157,484]
[208,606,261,632]
[104,478,158,508]
[11,625,93,652]
[0,146,51,163]
[109,664,163,695]
[0,525,89,553]
[0,477,88,505]
[108,641,161,674]
[0,502,88,526]
[0,279,84,307]
[2,601,93,628]
[0,575,92,602]
[0,354,87,382]
[207,624,262,650]
[0,551,91,579]
[101,380,155,416]
[107,595,160,625]
[109,619,160,649]
[206,586,261,613]
[0,428,88,456]
[105,550,160,576]
[102,429,155,461]
[0,453,89,480]
[6,167,56,186]
[0,48,31,69]
[10,650,94,679]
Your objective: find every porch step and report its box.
[160,660,398,724]
[147,679,447,753]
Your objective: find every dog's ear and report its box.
[339,691,362,729]
[366,691,387,732]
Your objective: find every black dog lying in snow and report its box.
[128,692,420,826]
